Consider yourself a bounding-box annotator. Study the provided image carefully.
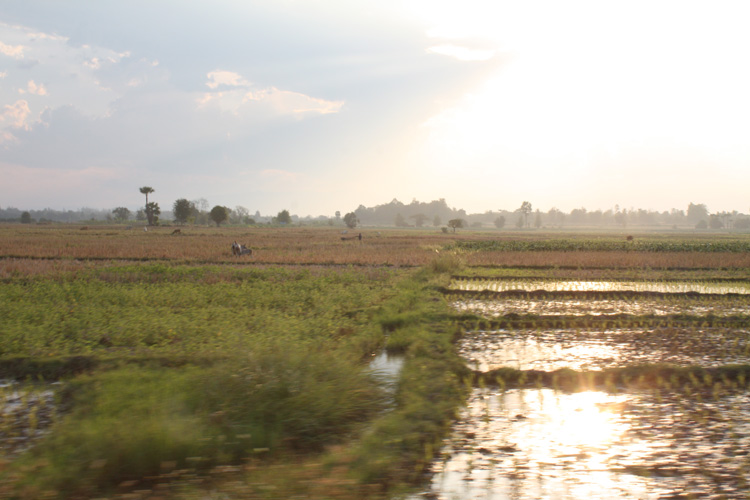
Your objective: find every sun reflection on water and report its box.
[417,387,750,499]
[420,388,671,500]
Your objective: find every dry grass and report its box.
[3,225,750,277]
[0,225,453,267]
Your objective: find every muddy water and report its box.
[415,387,750,500]
[451,279,750,295]
[453,297,750,316]
[0,381,58,458]
[459,328,750,371]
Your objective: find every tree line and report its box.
[4,194,749,230]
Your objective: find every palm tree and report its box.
[139,186,156,225]
[139,186,154,206]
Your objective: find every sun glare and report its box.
[403,0,750,210]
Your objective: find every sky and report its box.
[1,0,749,217]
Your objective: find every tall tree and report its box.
[139,187,156,225]
[145,202,160,226]
[276,209,292,225]
[112,207,131,222]
[519,201,532,228]
[687,203,709,224]
[173,199,194,225]
[409,213,429,227]
[209,205,229,227]
[343,212,358,229]
[447,219,465,232]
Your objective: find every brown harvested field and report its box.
[2,225,750,274]
[0,225,451,266]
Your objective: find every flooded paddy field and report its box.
[412,270,750,500]
[414,387,750,500]
[450,278,750,295]
[452,296,750,317]
[459,328,750,371]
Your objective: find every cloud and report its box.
[0,100,31,137]
[200,70,344,117]
[0,41,24,58]
[19,80,47,95]
[206,70,250,90]
[244,87,344,115]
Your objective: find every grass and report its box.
[2,225,750,498]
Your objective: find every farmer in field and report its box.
[231,241,252,256]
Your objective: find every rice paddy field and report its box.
[1,224,750,499]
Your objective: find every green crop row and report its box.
[449,238,750,253]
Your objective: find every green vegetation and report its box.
[450,236,750,253]
[0,255,471,499]
[3,227,750,499]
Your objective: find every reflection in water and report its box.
[459,328,750,371]
[451,279,750,294]
[453,297,750,316]
[415,388,750,500]
[368,351,405,392]
[0,381,58,457]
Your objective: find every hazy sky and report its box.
[1,1,749,216]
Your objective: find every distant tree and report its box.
[687,203,709,224]
[145,202,160,226]
[335,210,341,221]
[233,206,250,225]
[112,207,131,222]
[276,209,292,225]
[343,212,358,229]
[173,199,194,225]
[139,186,154,205]
[394,213,408,227]
[515,216,524,229]
[695,219,708,230]
[548,207,564,227]
[519,201,532,227]
[709,215,724,229]
[433,215,441,227]
[534,210,542,229]
[139,186,155,224]
[20,211,32,224]
[447,218,465,232]
[209,205,229,227]
[409,213,429,227]
[136,209,146,221]
[494,216,506,229]
[615,209,627,227]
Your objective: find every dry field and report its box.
[3,224,750,274]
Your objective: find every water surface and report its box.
[459,328,750,371]
[414,387,750,500]
[451,279,750,295]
